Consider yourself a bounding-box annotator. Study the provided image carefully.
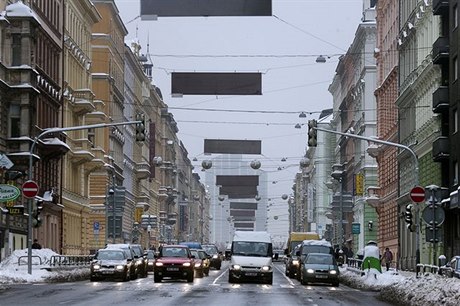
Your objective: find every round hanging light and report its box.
[201,160,212,169]
[250,160,261,169]
[281,194,288,200]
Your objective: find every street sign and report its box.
[0,184,21,202]
[7,206,24,215]
[422,205,446,227]
[410,186,425,203]
[93,221,100,231]
[352,222,360,234]
[22,180,39,198]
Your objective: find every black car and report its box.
[440,256,460,279]
[106,243,148,278]
[90,249,136,281]
[146,250,155,272]
[202,244,222,270]
[285,244,301,278]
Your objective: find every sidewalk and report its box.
[340,265,460,306]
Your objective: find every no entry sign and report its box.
[22,180,39,198]
[410,186,426,203]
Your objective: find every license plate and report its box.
[246,272,258,276]
[167,267,179,271]
[102,270,114,274]
[315,275,328,279]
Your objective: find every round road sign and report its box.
[410,186,425,203]
[22,180,39,198]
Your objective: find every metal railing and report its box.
[49,255,94,267]
[18,255,42,266]
[416,263,439,277]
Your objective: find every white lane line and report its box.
[274,264,296,287]
[212,267,228,285]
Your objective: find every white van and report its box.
[228,231,273,284]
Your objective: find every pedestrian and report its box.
[381,247,393,271]
[32,239,42,249]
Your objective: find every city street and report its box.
[0,262,392,306]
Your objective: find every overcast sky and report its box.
[114,0,364,237]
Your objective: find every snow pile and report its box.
[340,267,460,306]
[0,249,89,287]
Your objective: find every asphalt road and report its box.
[0,262,393,306]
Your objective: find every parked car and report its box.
[202,244,222,270]
[90,248,135,281]
[106,243,148,278]
[299,253,339,287]
[146,250,155,272]
[285,244,301,278]
[154,245,195,283]
[439,256,460,279]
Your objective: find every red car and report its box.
[154,245,195,283]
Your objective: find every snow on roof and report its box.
[5,1,40,23]
[233,231,272,243]
[301,239,332,247]
[40,137,70,150]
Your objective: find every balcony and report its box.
[432,136,449,162]
[433,0,449,16]
[432,86,449,113]
[134,161,151,180]
[432,37,449,65]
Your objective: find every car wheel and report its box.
[300,271,306,285]
[124,271,130,282]
[216,265,221,270]
[187,272,194,283]
[228,274,236,283]
[266,275,273,285]
[332,281,339,287]
[90,276,98,282]
[154,273,162,283]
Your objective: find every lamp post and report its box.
[331,164,345,246]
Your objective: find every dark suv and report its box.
[202,244,222,270]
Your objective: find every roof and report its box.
[301,240,332,247]
[233,231,272,243]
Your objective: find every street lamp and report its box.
[331,164,345,246]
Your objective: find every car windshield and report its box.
[190,250,199,258]
[232,241,270,257]
[198,251,207,259]
[146,251,155,259]
[97,250,125,260]
[203,245,218,254]
[162,247,188,257]
[302,245,332,255]
[306,254,333,265]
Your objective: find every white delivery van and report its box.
[228,231,273,284]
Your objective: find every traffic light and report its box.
[135,114,146,142]
[308,119,318,147]
[405,203,415,232]
[32,200,43,228]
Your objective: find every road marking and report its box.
[212,267,228,285]
[274,263,296,286]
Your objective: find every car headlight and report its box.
[136,259,143,265]
[92,264,101,270]
[148,262,154,266]
[261,265,271,271]
[232,264,241,270]
[306,268,315,274]
[155,262,164,266]
[116,265,125,271]
[329,270,337,275]
[213,254,218,259]
[183,262,191,267]
[195,263,201,268]
[292,260,299,266]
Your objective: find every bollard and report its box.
[438,255,446,267]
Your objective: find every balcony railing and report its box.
[432,36,449,65]
[432,86,449,113]
[432,136,449,161]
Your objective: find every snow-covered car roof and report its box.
[301,239,332,247]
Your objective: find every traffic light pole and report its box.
[26,120,141,274]
[314,126,420,270]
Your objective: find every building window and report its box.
[454,161,459,186]
[454,56,458,81]
[454,4,458,29]
[9,104,20,137]
[454,108,459,134]
[88,128,95,148]
[12,35,21,65]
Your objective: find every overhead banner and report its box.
[172,72,262,95]
[216,175,259,186]
[219,185,258,197]
[140,0,272,18]
[204,139,261,154]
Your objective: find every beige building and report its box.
[61,0,102,255]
